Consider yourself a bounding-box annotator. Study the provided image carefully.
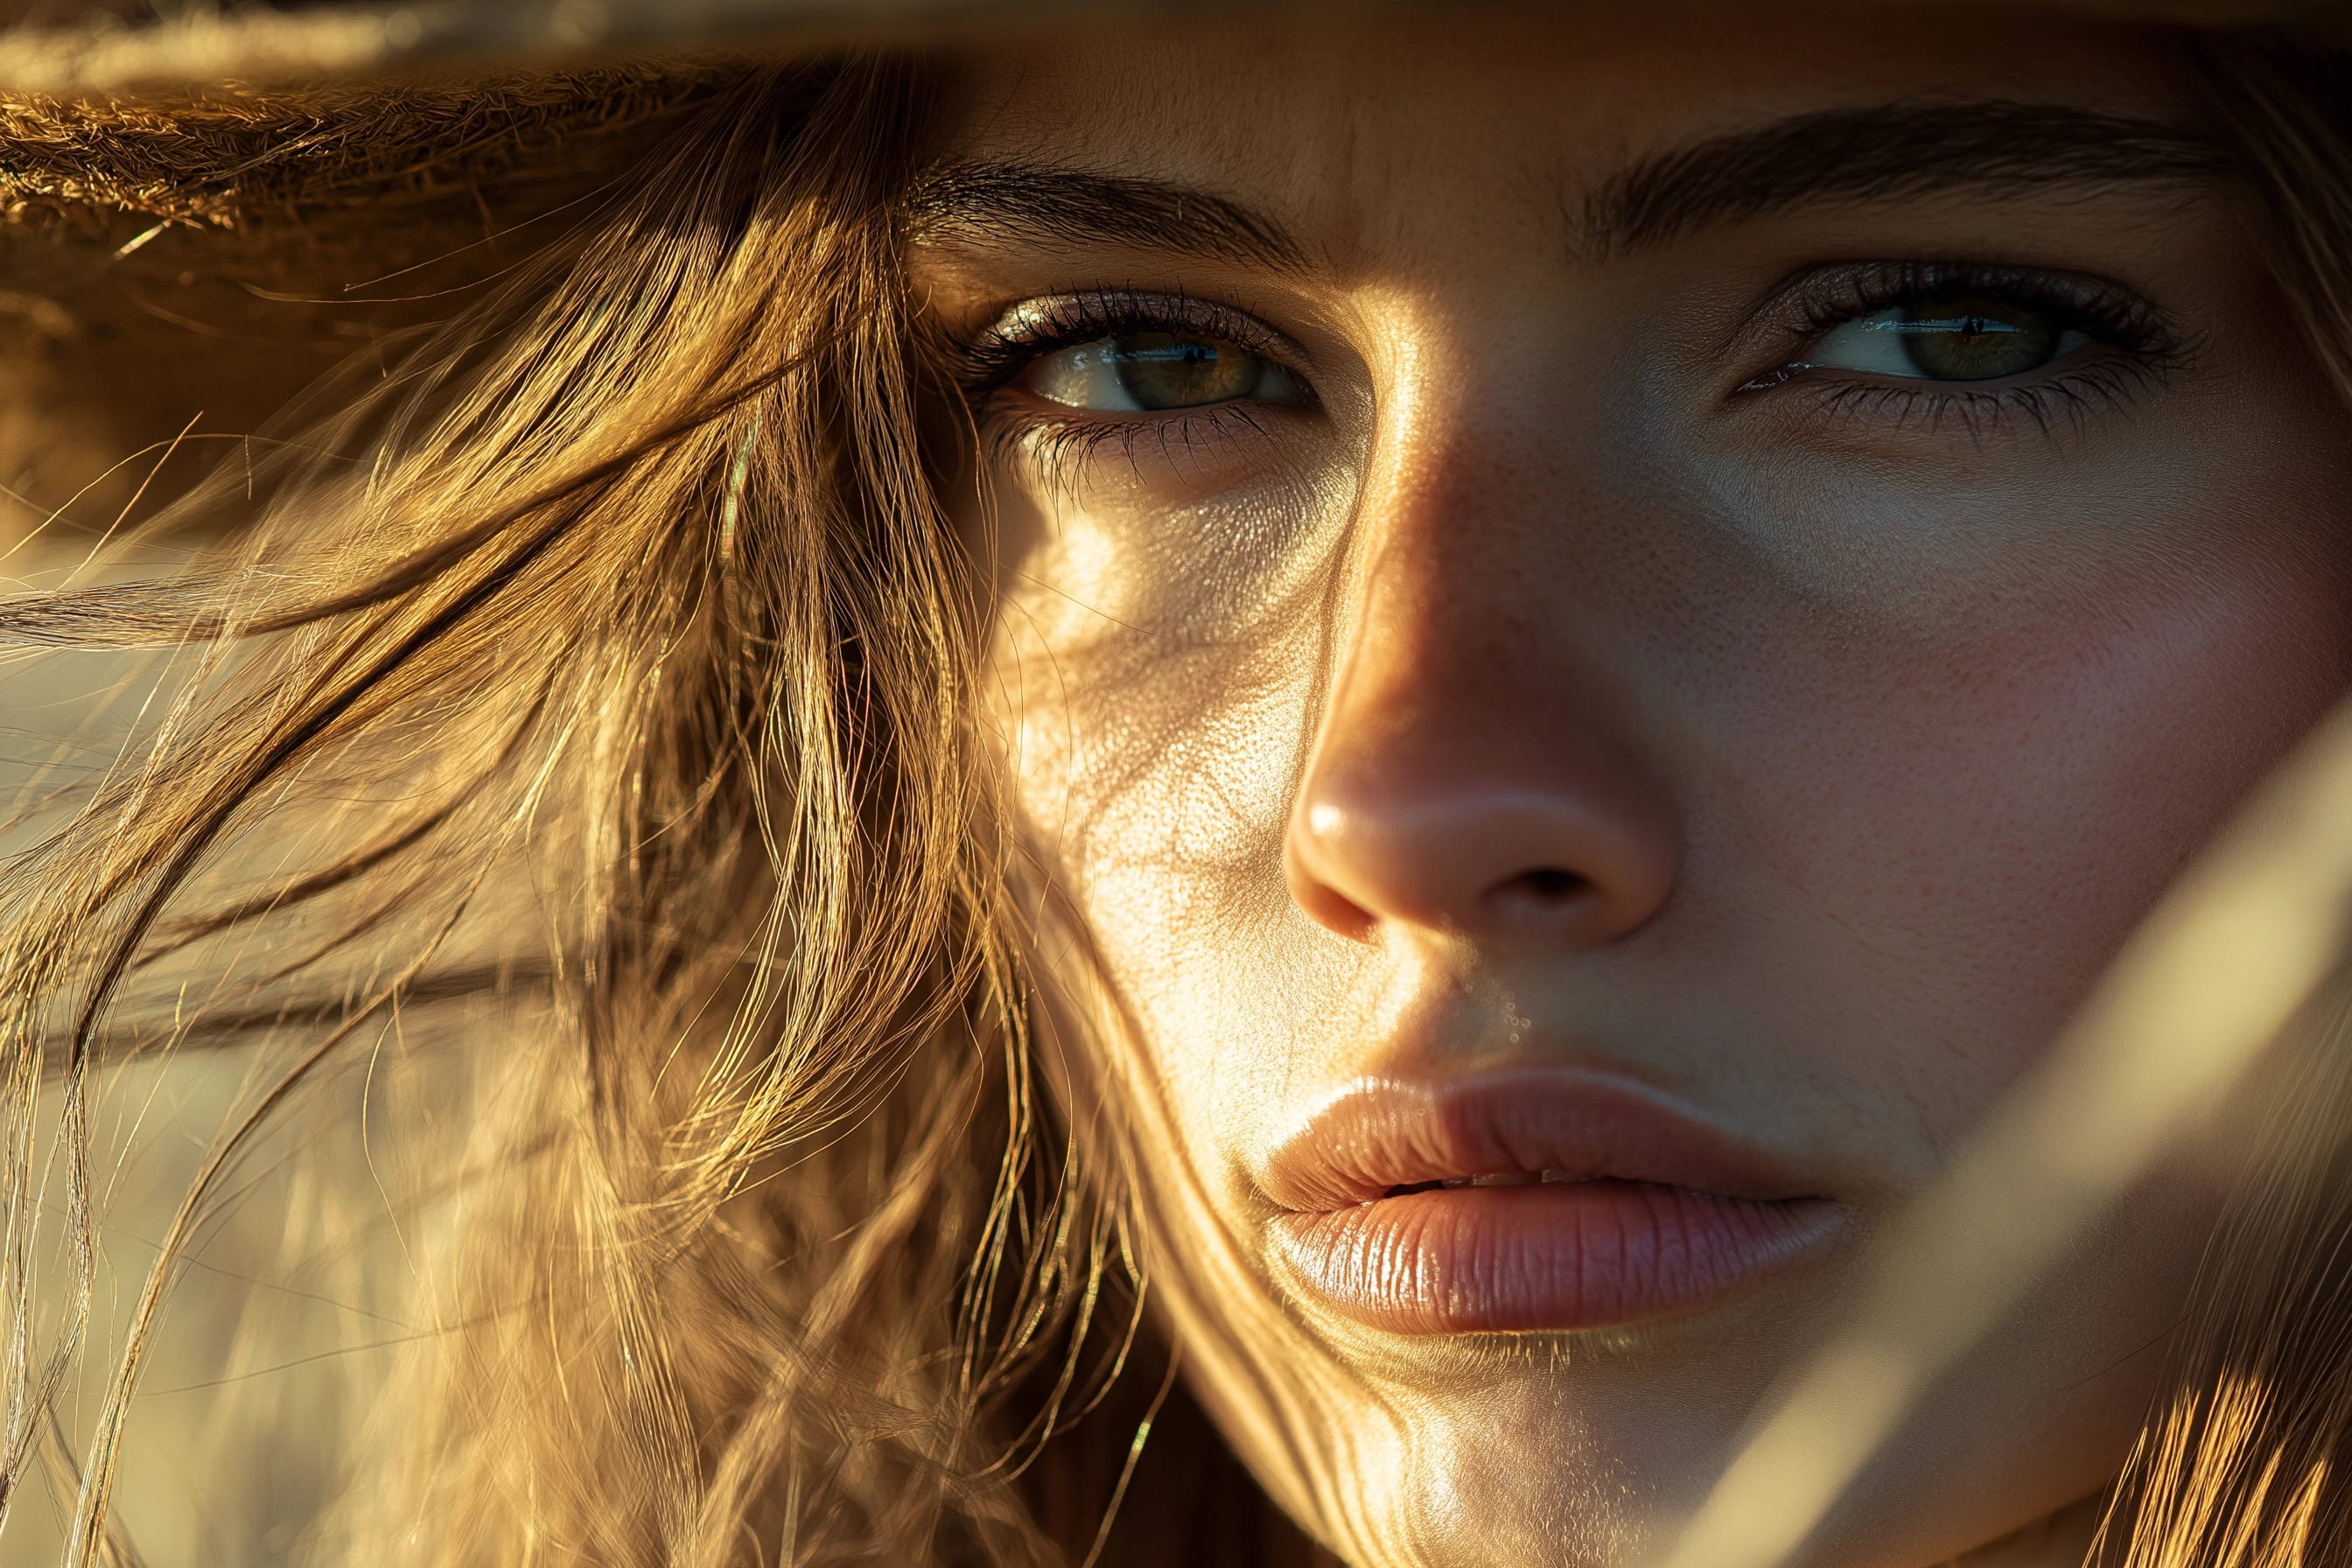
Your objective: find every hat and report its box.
[3,0,2349,97]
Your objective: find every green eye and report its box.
[1811,296,2081,382]
[1028,332,1298,411]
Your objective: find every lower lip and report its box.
[1273,1181,1840,1334]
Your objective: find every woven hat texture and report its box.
[3,0,2348,97]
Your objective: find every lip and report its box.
[1259,1071,1843,1334]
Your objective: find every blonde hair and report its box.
[0,52,1159,1568]
[4,30,2352,1568]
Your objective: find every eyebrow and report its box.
[1583,101,2231,255]
[907,101,2231,273]
[906,161,1308,270]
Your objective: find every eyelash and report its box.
[958,290,1298,399]
[1743,259,2187,435]
[957,290,1308,473]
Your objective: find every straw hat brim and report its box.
[4,0,2349,97]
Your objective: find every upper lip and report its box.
[1256,1069,1821,1214]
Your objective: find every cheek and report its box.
[993,609,1360,1145]
[990,587,1419,1219]
[984,461,1380,1143]
[1723,523,2352,1091]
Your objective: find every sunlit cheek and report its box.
[990,535,1393,1172]
[984,504,1136,842]
[1020,510,1127,639]
[1039,647,1313,992]
[987,452,1353,840]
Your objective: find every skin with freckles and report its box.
[912,10,2352,1567]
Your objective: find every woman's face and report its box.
[914,12,2352,1566]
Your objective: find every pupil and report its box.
[1889,297,2061,382]
[1110,332,1259,410]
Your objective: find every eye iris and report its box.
[1109,332,1260,410]
[1877,297,2061,381]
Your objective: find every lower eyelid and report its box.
[983,396,1313,485]
[1720,317,2170,440]
[1792,360,2162,436]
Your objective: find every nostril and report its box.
[1522,868,1586,900]
[1484,866,1592,910]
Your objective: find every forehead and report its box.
[928,11,2189,258]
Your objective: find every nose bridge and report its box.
[1346,421,1545,721]
[1284,388,1681,948]
[1340,326,1604,701]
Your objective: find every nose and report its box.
[1283,619,1680,949]
[1283,345,1683,951]
[1287,767,1677,946]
